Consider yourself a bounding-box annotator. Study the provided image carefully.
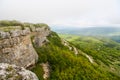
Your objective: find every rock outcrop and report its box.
[0,26,50,68]
[32,27,50,47]
[0,63,39,80]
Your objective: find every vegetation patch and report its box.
[32,32,120,80]
[0,20,49,31]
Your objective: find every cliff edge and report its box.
[0,21,51,68]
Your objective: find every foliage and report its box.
[60,34,120,77]
[32,32,120,80]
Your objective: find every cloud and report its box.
[0,0,120,27]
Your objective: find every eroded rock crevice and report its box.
[41,62,50,80]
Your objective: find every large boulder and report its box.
[10,30,21,37]
[20,27,31,36]
[0,31,10,39]
[0,63,39,80]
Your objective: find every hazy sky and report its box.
[0,0,120,27]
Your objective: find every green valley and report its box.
[32,32,120,80]
[59,34,120,78]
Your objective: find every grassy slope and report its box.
[59,34,120,77]
[32,32,120,80]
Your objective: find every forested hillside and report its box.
[32,32,120,80]
[60,34,120,78]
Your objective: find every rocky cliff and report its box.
[0,25,50,68]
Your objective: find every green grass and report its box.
[0,20,49,31]
[31,32,120,80]
[59,34,80,41]
[60,34,120,77]
[0,26,21,32]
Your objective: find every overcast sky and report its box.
[0,0,120,27]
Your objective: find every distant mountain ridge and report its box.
[51,26,120,36]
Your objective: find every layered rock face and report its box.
[0,63,39,80]
[0,26,50,68]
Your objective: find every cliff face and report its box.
[0,26,50,68]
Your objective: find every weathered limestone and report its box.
[33,27,50,47]
[0,63,39,80]
[0,31,10,39]
[0,27,31,39]
[0,26,51,68]
[0,35,38,68]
